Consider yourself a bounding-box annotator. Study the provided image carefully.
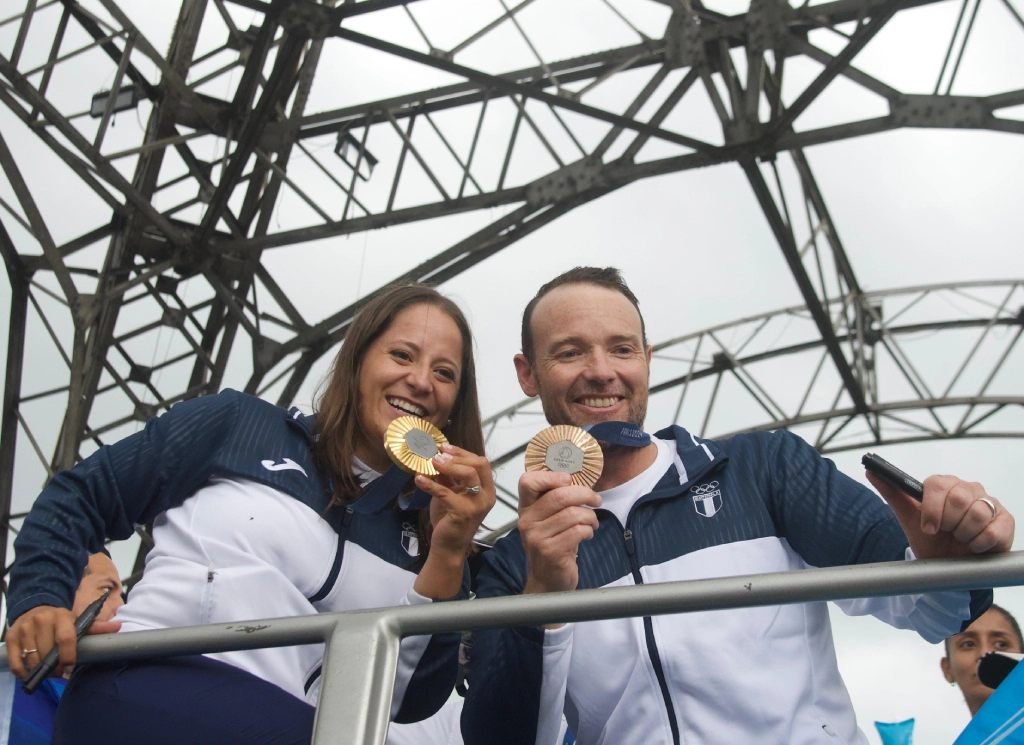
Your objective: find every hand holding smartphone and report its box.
[861,453,923,501]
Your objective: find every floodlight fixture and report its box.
[90,84,142,118]
[334,128,377,181]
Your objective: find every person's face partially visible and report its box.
[515,283,651,429]
[73,553,124,623]
[354,303,463,473]
[942,608,1023,714]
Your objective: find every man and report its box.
[68,552,124,636]
[462,267,1014,745]
[0,552,122,744]
[942,604,1023,716]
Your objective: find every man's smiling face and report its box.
[514,283,651,429]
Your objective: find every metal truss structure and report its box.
[0,0,1022,578]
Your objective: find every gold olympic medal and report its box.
[524,425,604,488]
[384,416,449,476]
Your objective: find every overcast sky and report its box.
[1,0,1024,741]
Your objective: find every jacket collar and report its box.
[616,425,727,526]
[287,406,429,513]
[624,426,727,517]
[286,407,317,441]
[653,424,725,491]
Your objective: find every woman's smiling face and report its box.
[353,303,464,473]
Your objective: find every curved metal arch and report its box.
[483,281,1024,484]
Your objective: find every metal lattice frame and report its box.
[0,0,1022,579]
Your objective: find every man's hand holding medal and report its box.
[519,426,604,601]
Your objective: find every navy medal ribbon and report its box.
[351,466,431,514]
[583,421,651,448]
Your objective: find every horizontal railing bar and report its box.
[396,550,1024,635]
[0,616,336,670]
[2,551,1023,672]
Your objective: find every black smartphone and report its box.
[861,453,924,502]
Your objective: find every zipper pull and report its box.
[623,529,635,556]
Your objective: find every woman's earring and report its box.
[445,419,451,427]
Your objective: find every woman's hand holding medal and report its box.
[415,444,495,599]
[418,443,495,557]
[384,416,495,599]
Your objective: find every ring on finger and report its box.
[465,484,482,494]
[978,497,998,519]
[21,648,37,656]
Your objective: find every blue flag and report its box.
[954,658,1024,745]
[875,718,915,745]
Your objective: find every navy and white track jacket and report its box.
[462,426,990,745]
[7,389,467,722]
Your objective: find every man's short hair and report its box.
[82,548,112,576]
[944,603,1024,656]
[521,267,647,363]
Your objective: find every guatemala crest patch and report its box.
[401,522,420,557]
[691,481,722,518]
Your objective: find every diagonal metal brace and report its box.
[741,159,869,414]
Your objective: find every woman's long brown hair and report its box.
[312,283,485,512]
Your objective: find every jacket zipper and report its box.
[623,527,681,745]
[308,506,354,604]
[606,439,722,744]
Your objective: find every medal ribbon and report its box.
[351,466,431,514]
[584,421,651,448]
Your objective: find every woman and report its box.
[872,604,1024,745]
[4,284,495,744]
[942,604,1024,716]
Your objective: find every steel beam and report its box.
[333,27,714,153]
[69,0,210,469]
[765,0,905,137]
[213,91,1019,255]
[0,220,28,583]
[741,160,869,414]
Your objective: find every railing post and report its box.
[311,612,401,745]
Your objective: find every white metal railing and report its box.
[3,552,1024,744]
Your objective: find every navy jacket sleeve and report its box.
[461,533,547,745]
[7,391,241,622]
[762,429,991,628]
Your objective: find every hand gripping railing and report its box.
[4,552,1024,744]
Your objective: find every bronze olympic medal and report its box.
[384,416,448,476]
[524,425,604,488]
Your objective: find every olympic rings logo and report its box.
[690,481,719,495]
